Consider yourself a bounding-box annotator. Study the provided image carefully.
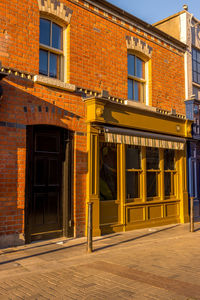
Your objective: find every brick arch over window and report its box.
[126,36,153,61]
[37,0,73,24]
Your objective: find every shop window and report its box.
[39,18,63,80]
[128,54,145,102]
[164,149,176,197]
[146,147,160,198]
[100,143,117,201]
[126,145,141,201]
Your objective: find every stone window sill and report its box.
[33,75,76,92]
[124,99,156,112]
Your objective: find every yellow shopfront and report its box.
[85,96,192,236]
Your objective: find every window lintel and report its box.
[38,0,73,25]
[126,36,152,61]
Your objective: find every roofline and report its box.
[153,10,186,27]
[85,0,187,50]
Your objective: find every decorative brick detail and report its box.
[0,66,34,81]
[33,75,76,91]
[38,0,73,24]
[126,36,153,59]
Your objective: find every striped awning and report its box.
[103,126,185,150]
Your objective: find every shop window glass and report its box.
[146,147,159,198]
[164,149,176,197]
[100,143,117,201]
[126,146,141,201]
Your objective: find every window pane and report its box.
[40,18,50,46]
[128,79,133,100]
[193,71,197,83]
[164,172,171,196]
[198,74,200,84]
[140,83,144,102]
[134,81,139,101]
[128,54,135,76]
[193,60,197,72]
[164,149,175,170]
[192,48,197,60]
[134,81,144,102]
[52,23,62,49]
[136,57,144,78]
[126,146,141,169]
[147,172,157,197]
[197,51,200,63]
[193,86,199,99]
[126,172,139,199]
[197,63,200,73]
[39,49,48,76]
[146,148,159,169]
[50,53,58,78]
[100,143,117,201]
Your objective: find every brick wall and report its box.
[68,1,185,114]
[0,78,87,243]
[0,0,39,74]
[0,126,25,237]
[0,0,186,245]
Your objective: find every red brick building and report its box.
[0,0,190,247]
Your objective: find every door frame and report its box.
[25,125,74,243]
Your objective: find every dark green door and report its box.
[26,125,66,241]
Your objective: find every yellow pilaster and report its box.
[178,149,189,223]
[141,147,147,221]
[160,149,164,201]
[120,144,126,226]
[86,124,101,236]
[141,147,146,202]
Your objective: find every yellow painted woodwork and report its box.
[85,96,191,236]
[100,200,118,225]
[86,124,101,236]
[85,97,192,139]
[160,149,164,201]
[141,147,146,202]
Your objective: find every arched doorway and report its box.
[25,125,73,242]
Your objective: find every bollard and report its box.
[190,197,194,232]
[87,202,93,253]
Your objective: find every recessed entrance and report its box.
[25,125,72,242]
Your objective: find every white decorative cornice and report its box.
[38,0,73,24]
[126,36,153,59]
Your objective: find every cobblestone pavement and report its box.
[0,223,200,299]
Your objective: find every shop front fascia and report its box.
[85,96,192,235]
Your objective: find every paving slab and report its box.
[0,223,200,299]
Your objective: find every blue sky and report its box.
[107,0,200,24]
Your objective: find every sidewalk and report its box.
[0,223,200,299]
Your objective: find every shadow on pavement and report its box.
[0,224,181,266]
[0,233,122,255]
[94,224,180,252]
